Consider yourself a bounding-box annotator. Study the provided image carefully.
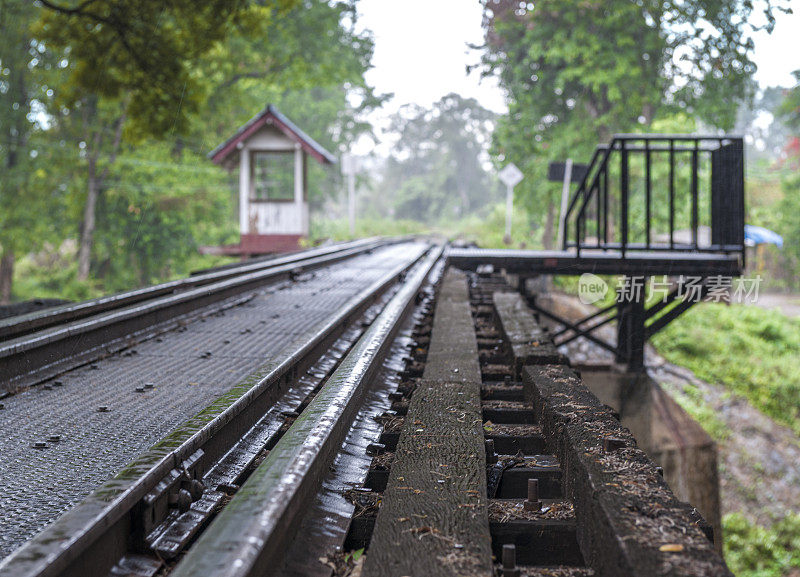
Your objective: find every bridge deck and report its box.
[447,248,742,276]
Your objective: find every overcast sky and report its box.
[356,0,800,115]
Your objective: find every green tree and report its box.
[778,70,800,134]
[92,143,234,289]
[480,0,791,247]
[0,0,73,302]
[195,0,383,209]
[379,94,499,222]
[30,0,376,285]
[32,0,290,135]
[776,70,800,288]
[32,0,294,280]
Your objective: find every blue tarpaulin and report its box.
[745,225,784,248]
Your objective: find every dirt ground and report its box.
[751,292,800,319]
[536,291,800,527]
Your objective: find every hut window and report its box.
[251,151,294,201]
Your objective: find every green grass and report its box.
[13,252,105,302]
[12,246,237,303]
[651,303,800,436]
[309,216,428,242]
[724,513,800,577]
[310,203,540,250]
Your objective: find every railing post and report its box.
[602,164,608,247]
[669,140,675,250]
[616,280,646,370]
[691,139,699,249]
[738,138,746,268]
[580,188,587,248]
[645,140,651,249]
[595,179,601,248]
[620,139,628,257]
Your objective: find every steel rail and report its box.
[0,242,434,577]
[169,246,444,577]
[0,237,388,341]
[0,240,395,393]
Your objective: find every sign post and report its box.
[498,163,524,244]
[341,154,358,237]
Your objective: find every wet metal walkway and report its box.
[0,242,425,560]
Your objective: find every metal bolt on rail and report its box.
[217,483,239,495]
[366,443,386,457]
[603,437,627,453]
[524,478,541,511]
[184,479,204,502]
[169,489,193,513]
[502,544,520,577]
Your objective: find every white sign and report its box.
[499,163,523,242]
[341,153,359,176]
[498,163,524,188]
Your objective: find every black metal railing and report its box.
[562,134,745,262]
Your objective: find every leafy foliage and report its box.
[376,93,500,222]
[723,512,800,577]
[0,0,377,302]
[482,0,790,135]
[774,70,800,288]
[651,303,800,435]
[1,0,379,300]
[92,143,235,290]
[777,70,800,134]
[777,171,800,290]
[33,0,295,136]
[479,0,791,247]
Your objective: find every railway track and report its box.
[0,237,394,393]
[0,244,733,577]
[0,238,389,341]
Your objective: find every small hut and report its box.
[208,105,337,255]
